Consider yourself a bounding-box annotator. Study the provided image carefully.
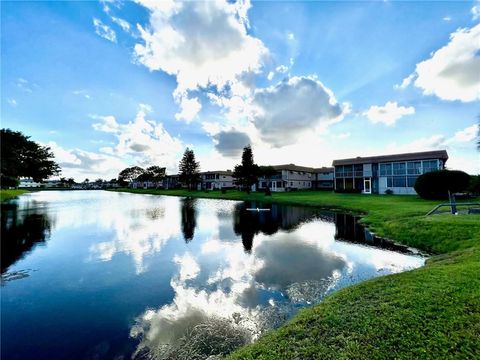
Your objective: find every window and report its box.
[393,162,406,175]
[354,164,363,176]
[335,166,344,177]
[407,176,417,187]
[407,161,421,175]
[344,165,353,176]
[380,163,392,176]
[393,177,406,187]
[261,181,267,188]
[422,160,438,173]
[387,177,393,187]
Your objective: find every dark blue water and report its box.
[1,191,424,359]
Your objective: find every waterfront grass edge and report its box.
[0,189,29,202]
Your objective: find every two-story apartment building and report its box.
[258,164,316,192]
[199,170,234,190]
[332,150,448,194]
[313,167,334,190]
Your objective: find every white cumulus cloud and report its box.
[364,101,415,126]
[91,104,184,172]
[472,0,480,21]
[450,124,479,143]
[133,0,268,121]
[93,18,117,43]
[175,97,202,123]
[250,76,347,147]
[407,24,480,102]
[111,16,131,32]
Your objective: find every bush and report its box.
[467,175,480,195]
[385,189,394,195]
[265,187,272,196]
[414,170,471,200]
[221,188,227,194]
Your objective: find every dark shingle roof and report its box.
[332,150,448,166]
[271,164,317,172]
[313,167,334,172]
[199,170,233,176]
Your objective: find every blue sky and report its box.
[2,0,479,180]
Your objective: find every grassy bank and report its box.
[110,188,480,358]
[0,189,29,202]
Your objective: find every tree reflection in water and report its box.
[180,197,197,243]
[233,201,333,252]
[1,202,53,274]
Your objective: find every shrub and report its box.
[467,175,480,195]
[221,188,227,194]
[385,189,394,195]
[414,170,471,200]
[265,187,272,196]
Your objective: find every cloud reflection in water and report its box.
[130,204,424,359]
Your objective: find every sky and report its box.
[1,0,479,181]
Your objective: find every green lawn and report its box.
[0,189,29,202]
[109,188,480,359]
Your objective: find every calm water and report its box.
[1,191,424,359]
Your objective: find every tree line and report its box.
[117,145,274,192]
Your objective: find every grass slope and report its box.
[0,189,29,202]
[111,189,480,358]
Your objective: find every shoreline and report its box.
[107,188,480,359]
[2,188,479,358]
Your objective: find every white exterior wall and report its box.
[201,174,235,189]
[283,170,314,190]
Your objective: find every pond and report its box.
[1,191,425,359]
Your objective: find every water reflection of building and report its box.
[180,198,197,243]
[1,203,53,273]
[334,213,412,253]
[232,202,332,252]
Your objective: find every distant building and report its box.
[332,150,448,194]
[18,178,41,188]
[130,180,161,189]
[313,167,334,190]
[162,175,180,189]
[258,164,316,192]
[199,170,234,190]
[42,180,62,188]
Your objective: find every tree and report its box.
[178,148,200,190]
[146,166,166,182]
[137,166,166,183]
[258,166,277,178]
[1,128,60,186]
[414,170,471,200]
[232,145,259,193]
[118,166,145,185]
